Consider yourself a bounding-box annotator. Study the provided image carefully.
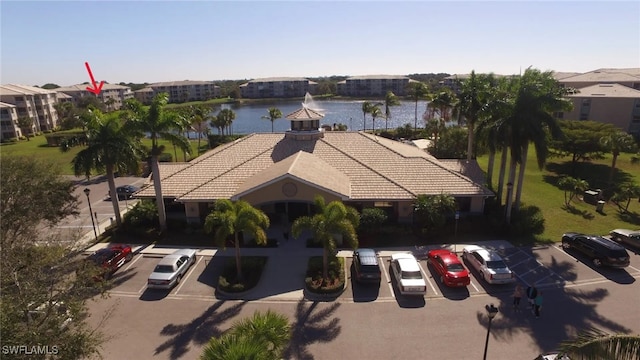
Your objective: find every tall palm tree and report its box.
[428,89,457,150]
[204,200,269,282]
[200,310,290,360]
[291,195,359,282]
[407,81,429,131]
[384,91,400,131]
[217,109,236,135]
[125,93,191,231]
[455,71,495,160]
[557,327,640,360]
[63,111,142,226]
[600,131,638,185]
[503,68,570,221]
[190,105,213,155]
[261,107,282,133]
[361,101,372,131]
[369,105,384,135]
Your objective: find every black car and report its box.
[352,248,381,283]
[561,232,630,268]
[109,185,139,200]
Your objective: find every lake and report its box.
[208,98,430,134]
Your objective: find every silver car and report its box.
[462,245,515,284]
[390,253,427,295]
[147,249,197,290]
[609,229,640,248]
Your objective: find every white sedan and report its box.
[390,253,427,295]
[462,245,515,284]
[147,249,197,290]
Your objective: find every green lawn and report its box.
[0,134,201,175]
[476,149,640,243]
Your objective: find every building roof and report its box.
[56,92,73,99]
[0,102,17,108]
[149,80,217,87]
[134,87,154,93]
[286,107,324,121]
[559,68,640,83]
[56,83,132,92]
[346,75,410,80]
[567,83,640,98]
[552,71,581,80]
[0,84,57,96]
[245,77,311,83]
[137,132,492,202]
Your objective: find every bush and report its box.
[509,205,545,236]
[218,256,268,293]
[305,256,345,294]
[207,134,244,149]
[359,208,388,231]
[157,153,173,162]
[122,200,158,229]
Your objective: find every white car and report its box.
[147,249,197,290]
[462,245,515,284]
[390,253,427,295]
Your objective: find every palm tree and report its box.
[204,200,269,282]
[261,107,282,133]
[200,310,290,360]
[557,327,640,360]
[361,101,372,131]
[125,93,191,231]
[407,81,429,131]
[455,71,494,160]
[217,109,236,135]
[600,131,638,185]
[503,68,571,221]
[384,91,400,131]
[369,105,384,135]
[63,111,142,226]
[428,89,457,150]
[291,195,359,282]
[191,105,213,155]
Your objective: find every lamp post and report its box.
[83,188,98,242]
[483,303,499,360]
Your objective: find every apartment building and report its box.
[239,77,317,99]
[134,80,220,104]
[56,83,134,111]
[0,102,21,140]
[336,75,417,97]
[0,84,59,139]
[561,83,640,136]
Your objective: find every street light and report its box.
[83,188,98,242]
[483,303,499,360]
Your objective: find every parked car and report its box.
[390,253,427,295]
[561,232,630,268]
[108,185,139,200]
[609,228,640,249]
[147,249,197,290]
[352,248,381,284]
[462,245,515,284]
[534,353,570,360]
[86,244,133,279]
[427,249,470,287]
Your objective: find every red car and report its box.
[427,249,470,287]
[86,244,133,279]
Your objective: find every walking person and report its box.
[534,291,543,318]
[526,285,538,309]
[513,284,524,310]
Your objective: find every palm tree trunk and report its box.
[505,155,518,224]
[173,144,177,162]
[608,153,619,184]
[487,150,496,189]
[466,120,475,161]
[385,118,389,131]
[151,155,167,231]
[514,143,529,210]
[197,132,202,155]
[235,232,243,282]
[497,147,508,204]
[106,165,122,226]
[322,246,328,282]
[271,121,274,133]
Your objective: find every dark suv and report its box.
[561,232,630,268]
[352,248,381,283]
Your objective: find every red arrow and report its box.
[84,62,104,95]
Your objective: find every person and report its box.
[534,291,543,318]
[513,284,524,310]
[526,286,538,309]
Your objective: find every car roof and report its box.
[391,253,420,271]
[464,245,502,261]
[355,248,378,265]
[429,249,460,263]
[171,248,197,257]
[611,229,640,236]
[157,255,181,266]
[587,236,627,250]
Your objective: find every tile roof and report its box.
[137,132,492,202]
[134,87,154,93]
[285,107,325,120]
[346,75,410,80]
[246,77,311,83]
[567,83,640,98]
[0,102,17,108]
[149,80,218,87]
[57,83,132,92]
[559,68,640,83]
[0,84,57,96]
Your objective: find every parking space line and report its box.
[381,258,395,298]
[628,265,640,274]
[122,254,143,272]
[174,256,202,295]
[469,280,480,292]
[138,281,148,294]
[419,262,438,296]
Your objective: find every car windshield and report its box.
[609,250,629,258]
[361,265,380,273]
[402,270,422,279]
[154,265,175,273]
[447,263,465,272]
[486,260,507,269]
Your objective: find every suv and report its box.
[352,248,381,283]
[561,232,630,268]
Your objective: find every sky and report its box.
[1,1,639,86]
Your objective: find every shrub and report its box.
[359,208,388,231]
[157,153,173,162]
[122,200,158,229]
[509,205,545,237]
[305,256,345,294]
[218,256,268,293]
